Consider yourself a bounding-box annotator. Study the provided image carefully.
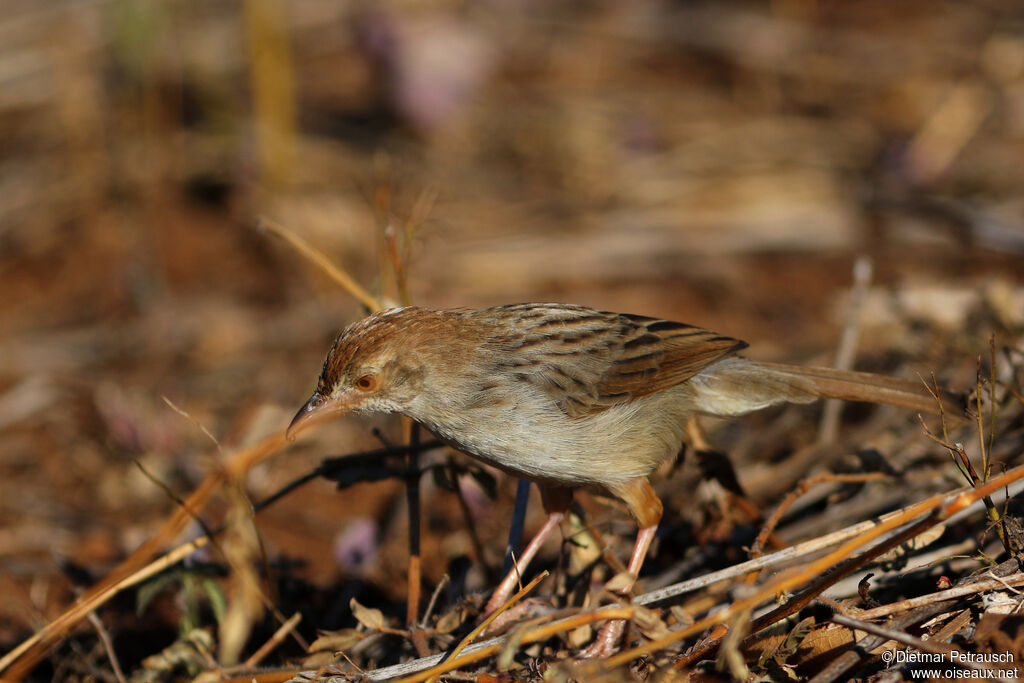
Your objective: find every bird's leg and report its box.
[482,485,572,619]
[580,477,663,658]
[482,512,562,618]
[580,524,656,657]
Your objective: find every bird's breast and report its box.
[406,388,689,489]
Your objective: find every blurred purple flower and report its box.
[333,517,381,573]
[364,13,495,133]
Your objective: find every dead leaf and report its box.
[300,650,340,668]
[350,597,387,631]
[568,623,593,649]
[308,628,363,653]
[435,607,465,635]
[604,571,636,595]
[633,604,671,640]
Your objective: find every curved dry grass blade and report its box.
[243,612,302,668]
[260,216,381,312]
[439,570,549,671]
[748,472,890,561]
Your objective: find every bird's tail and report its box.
[755,361,961,415]
[691,357,963,420]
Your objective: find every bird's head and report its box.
[287,307,431,439]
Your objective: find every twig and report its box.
[819,255,872,445]
[749,472,890,561]
[221,672,303,683]
[86,611,127,683]
[162,396,222,453]
[419,574,450,629]
[243,612,302,668]
[133,459,220,544]
[998,380,1024,406]
[855,572,1024,620]
[984,336,997,481]
[259,216,380,312]
[919,404,1008,551]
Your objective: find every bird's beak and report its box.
[286,391,349,441]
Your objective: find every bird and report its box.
[288,303,959,656]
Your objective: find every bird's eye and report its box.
[355,374,377,391]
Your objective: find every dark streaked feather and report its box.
[477,304,747,417]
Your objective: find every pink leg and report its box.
[483,510,564,617]
[580,524,658,658]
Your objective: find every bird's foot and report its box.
[578,618,626,658]
[481,597,552,635]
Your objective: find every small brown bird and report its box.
[289,303,955,655]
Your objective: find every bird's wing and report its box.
[481,304,748,418]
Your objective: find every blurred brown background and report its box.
[1,0,1023,673]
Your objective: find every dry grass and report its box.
[1,1,1024,681]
